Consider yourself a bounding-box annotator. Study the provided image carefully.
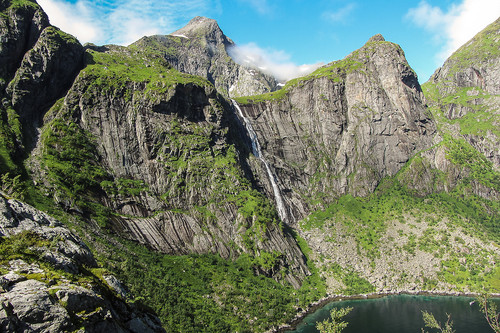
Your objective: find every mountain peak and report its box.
[171,16,226,40]
[367,34,385,43]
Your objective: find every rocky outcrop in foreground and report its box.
[0,193,165,332]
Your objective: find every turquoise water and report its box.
[287,295,497,333]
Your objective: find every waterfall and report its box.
[232,100,288,223]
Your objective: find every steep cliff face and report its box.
[294,25,500,296]
[424,17,500,168]
[1,0,499,330]
[6,26,83,127]
[236,35,435,221]
[131,16,278,98]
[29,43,308,286]
[0,0,83,172]
[398,18,500,202]
[0,193,165,332]
[0,0,48,85]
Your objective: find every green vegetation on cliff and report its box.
[446,17,500,74]
[0,0,39,14]
[300,169,499,293]
[0,105,22,174]
[234,40,404,105]
[40,102,112,226]
[107,243,299,332]
[2,2,499,331]
[423,82,499,138]
[84,45,212,97]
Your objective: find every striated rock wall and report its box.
[31,44,309,286]
[237,36,435,222]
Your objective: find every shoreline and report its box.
[271,290,500,332]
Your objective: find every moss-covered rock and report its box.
[423,17,500,168]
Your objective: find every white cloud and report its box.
[107,5,165,45]
[407,0,500,62]
[37,0,100,42]
[238,0,272,15]
[228,43,324,81]
[322,3,357,23]
[38,0,214,45]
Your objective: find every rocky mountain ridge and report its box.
[423,17,499,169]
[235,34,435,221]
[132,16,278,98]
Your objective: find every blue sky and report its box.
[38,0,500,83]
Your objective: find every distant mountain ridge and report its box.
[132,16,279,97]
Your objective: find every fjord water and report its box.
[288,295,496,333]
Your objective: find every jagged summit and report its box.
[133,16,278,97]
[367,33,385,43]
[170,16,231,44]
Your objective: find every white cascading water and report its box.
[232,100,288,223]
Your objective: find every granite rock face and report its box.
[132,16,278,98]
[0,193,165,332]
[6,26,83,127]
[425,17,500,167]
[0,0,83,148]
[0,0,49,85]
[1,2,499,329]
[236,36,436,221]
[0,261,165,333]
[30,44,309,287]
[0,193,97,271]
[397,18,500,201]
